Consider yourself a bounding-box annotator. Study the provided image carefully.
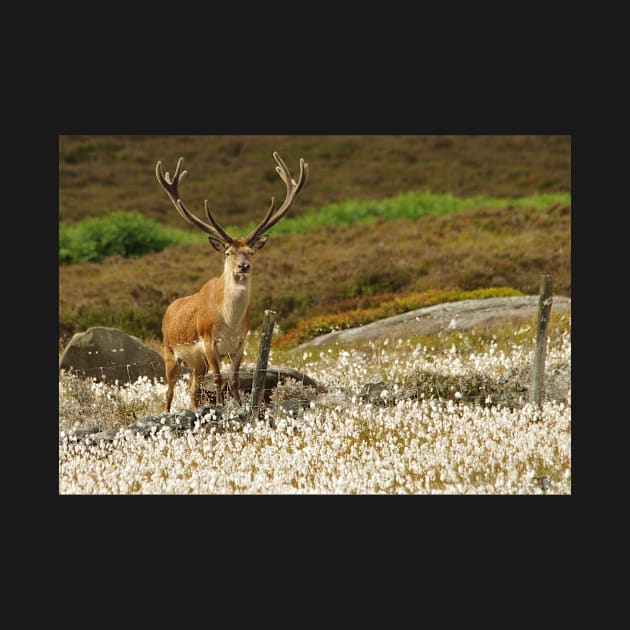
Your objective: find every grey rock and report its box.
[59,383,319,444]
[59,427,101,443]
[360,379,387,404]
[201,365,324,402]
[126,417,163,438]
[359,379,417,406]
[242,366,321,391]
[58,326,324,399]
[59,327,165,383]
[394,387,418,402]
[275,398,308,417]
[125,425,157,439]
[84,429,120,443]
[167,410,197,431]
[293,295,571,351]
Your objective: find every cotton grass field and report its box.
[59,135,571,496]
[59,313,571,495]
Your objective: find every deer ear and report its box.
[251,235,269,251]
[208,236,226,252]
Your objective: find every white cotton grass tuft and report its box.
[59,323,571,495]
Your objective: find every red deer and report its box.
[155,152,309,412]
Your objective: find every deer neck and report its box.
[219,269,251,327]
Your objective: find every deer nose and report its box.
[238,261,250,273]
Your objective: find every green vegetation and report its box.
[59,211,195,264]
[247,191,571,236]
[58,135,571,349]
[59,135,571,229]
[58,136,572,495]
[59,202,571,346]
[59,191,570,265]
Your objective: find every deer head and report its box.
[154,151,309,411]
[155,151,309,260]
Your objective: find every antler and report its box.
[244,152,309,244]
[155,157,234,244]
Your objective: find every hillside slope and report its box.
[59,135,570,346]
[59,135,570,228]
[59,203,571,344]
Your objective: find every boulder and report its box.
[292,295,572,351]
[59,326,165,383]
[359,377,417,405]
[217,365,322,393]
[58,326,323,395]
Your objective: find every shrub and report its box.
[59,211,190,264]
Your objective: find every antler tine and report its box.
[244,152,309,244]
[156,158,187,197]
[203,200,233,243]
[258,196,277,229]
[155,158,234,244]
[274,152,309,195]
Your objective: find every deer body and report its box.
[156,153,308,412]
[162,241,256,410]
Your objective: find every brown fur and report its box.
[162,239,265,411]
[155,152,308,411]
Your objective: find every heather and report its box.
[59,203,570,343]
[59,134,571,342]
[59,134,571,494]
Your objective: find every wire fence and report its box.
[58,353,570,413]
[59,282,571,434]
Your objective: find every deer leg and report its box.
[203,343,224,405]
[212,369,224,405]
[227,349,244,405]
[164,346,180,412]
[189,366,208,409]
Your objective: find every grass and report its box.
[60,311,571,428]
[59,134,571,229]
[58,134,571,495]
[59,135,570,345]
[248,191,571,235]
[59,201,571,345]
[59,313,571,494]
[193,190,571,240]
[59,190,570,265]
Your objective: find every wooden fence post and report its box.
[250,310,277,423]
[530,274,553,407]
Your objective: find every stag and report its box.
[155,152,309,412]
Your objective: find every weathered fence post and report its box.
[530,274,553,407]
[250,310,277,423]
